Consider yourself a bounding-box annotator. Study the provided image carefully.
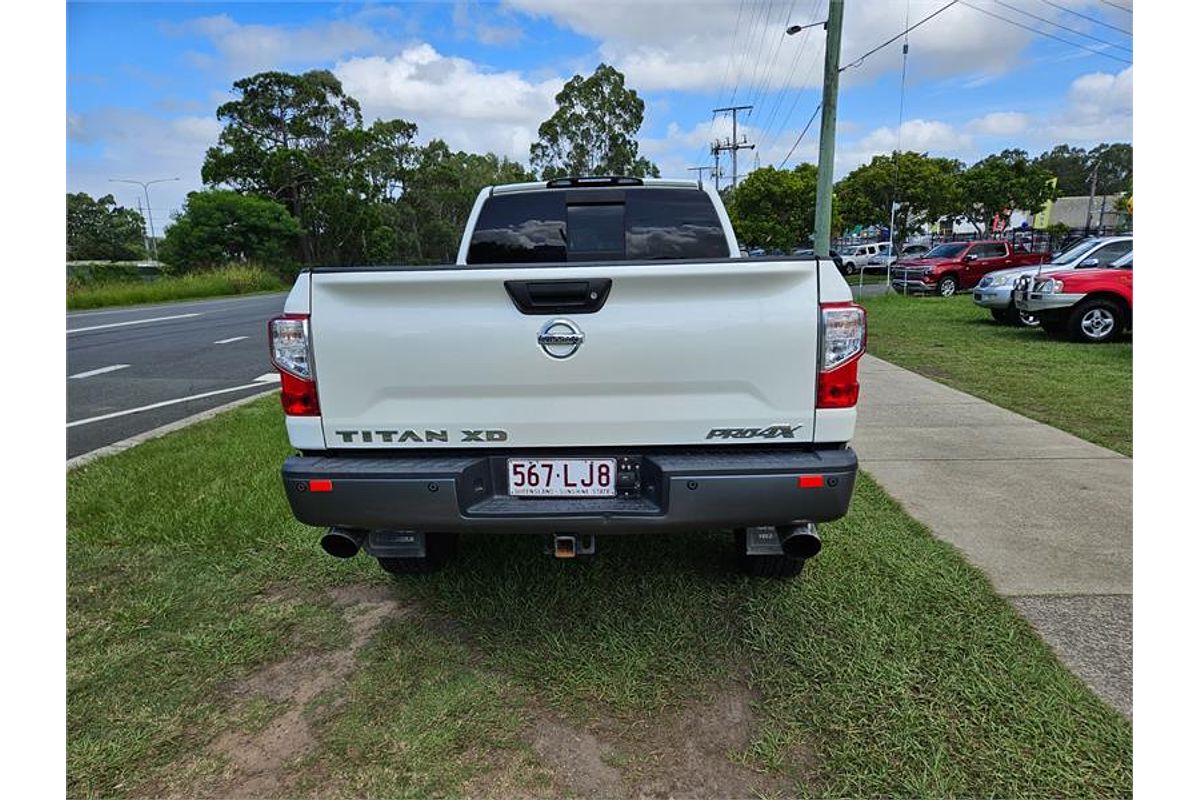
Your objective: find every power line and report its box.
[960,1,1132,64]
[746,0,801,117]
[754,0,819,152]
[760,0,825,158]
[994,0,1132,53]
[728,0,768,106]
[1038,0,1132,37]
[741,1,784,111]
[719,0,748,103]
[778,102,821,169]
[1099,0,1132,14]
[840,0,960,72]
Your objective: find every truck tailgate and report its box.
[309,260,820,449]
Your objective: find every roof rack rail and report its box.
[545,176,645,188]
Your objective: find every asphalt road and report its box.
[67,293,288,459]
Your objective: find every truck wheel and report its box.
[1068,298,1124,343]
[937,275,958,297]
[377,532,457,575]
[733,529,806,578]
[842,261,857,276]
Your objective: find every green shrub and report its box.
[67,263,286,310]
[66,261,144,284]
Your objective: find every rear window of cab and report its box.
[466,188,728,264]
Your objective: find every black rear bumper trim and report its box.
[282,447,857,534]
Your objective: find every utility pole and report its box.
[109,176,180,263]
[712,105,754,189]
[1084,157,1101,236]
[813,0,845,258]
[712,145,722,192]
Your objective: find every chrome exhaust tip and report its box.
[778,523,822,559]
[320,527,365,559]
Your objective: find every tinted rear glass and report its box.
[467,187,727,264]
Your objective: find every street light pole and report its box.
[812,0,845,258]
[109,177,180,262]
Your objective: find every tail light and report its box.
[818,303,866,408]
[268,314,320,416]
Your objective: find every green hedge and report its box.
[66,261,148,284]
[67,263,286,310]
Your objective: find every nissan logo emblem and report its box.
[537,319,585,359]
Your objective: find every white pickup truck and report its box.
[270,176,863,578]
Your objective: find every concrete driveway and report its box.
[853,354,1132,716]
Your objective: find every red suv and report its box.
[1014,251,1132,343]
[890,240,1050,297]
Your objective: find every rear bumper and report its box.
[282,446,858,534]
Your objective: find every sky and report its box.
[66,0,1134,222]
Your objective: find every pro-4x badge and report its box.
[706,425,804,440]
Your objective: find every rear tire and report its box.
[842,261,857,276]
[377,532,458,575]
[733,529,806,578]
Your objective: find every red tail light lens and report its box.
[818,303,866,409]
[269,314,320,416]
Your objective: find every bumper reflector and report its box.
[798,475,824,488]
[309,479,333,493]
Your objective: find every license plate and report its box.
[507,459,617,497]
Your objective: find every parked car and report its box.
[890,240,1051,297]
[866,242,926,270]
[271,176,863,578]
[836,242,885,275]
[973,235,1132,325]
[1014,251,1132,343]
[794,247,845,272]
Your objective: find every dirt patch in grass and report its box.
[163,586,412,799]
[526,682,791,799]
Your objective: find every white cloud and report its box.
[67,110,223,219]
[166,14,382,74]
[506,0,1034,93]
[334,44,563,160]
[967,112,1031,137]
[1047,66,1132,140]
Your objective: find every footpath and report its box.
[854,354,1132,716]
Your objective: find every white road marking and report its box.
[67,381,277,428]
[214,336,249,344]
[254,372,281,383]
[69,364,130,380]
[67,389,276,468]
[67,312,201,334]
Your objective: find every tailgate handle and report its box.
[505,279,612,315]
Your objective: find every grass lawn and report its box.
[67,397,1131,798]
[67,264,286,310]
[858,293,1132,455]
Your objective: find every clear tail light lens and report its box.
[818,303,866,409]
[269,315,319,416]
[269,315,312,379]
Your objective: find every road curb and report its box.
[67,389,276,470]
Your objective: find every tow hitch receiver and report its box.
[546,533,596,558]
